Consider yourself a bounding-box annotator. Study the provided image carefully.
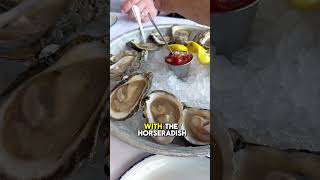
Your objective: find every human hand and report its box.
[120,0,158,23]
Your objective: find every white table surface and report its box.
[110,12,199,180]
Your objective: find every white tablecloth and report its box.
[110,12,198,180]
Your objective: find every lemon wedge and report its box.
[186,41,210,64]
[197,51,210,65]
[168,44,188,52]
[186,41,207,54]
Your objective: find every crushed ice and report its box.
[144,48,210,109]
[213,0,320,150]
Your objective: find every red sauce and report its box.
[165,52,193,65]
[211,0,257,12]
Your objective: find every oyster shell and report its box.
[110,50,137,64]
[110,72,153,120]
[172,26,192,44]
[181,107,210,145]
[194,30,210,49]
[110,50,139,79]
[0,0,74,60]
[127,40,159,51]
[150,32,172,45]
[0,37,108,179]
[231,130,320,180]
[143,90,184,144]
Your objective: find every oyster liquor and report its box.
[138,123,187,137]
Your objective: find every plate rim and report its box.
[119,155,210,180]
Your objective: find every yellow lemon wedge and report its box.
[168,44,188,52]
[197,51,210,65]
[186,41,210,65]
[286,0,320,10]
[186,41,207,54]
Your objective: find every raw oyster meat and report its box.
[0,0,74,60]
[143,90,184,145]
[194,30,210,49]
[172,26,192,44]
[232,131,320,180]
[181,107,210,145]
[110,72,153,121]
[0,37,108,179]
[150,32,172,45]
[127,40,159,51]
[110,50,139,79]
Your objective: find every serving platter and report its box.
[110,24,210,157]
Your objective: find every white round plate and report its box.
[120,155,210,180]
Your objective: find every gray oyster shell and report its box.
[142,90,184,145]
[181,107,210,145]
[110,72,153,121]
[172,26,192,44]
[194,30,210,49]
[127,40,159,51]
[0,37,108,180]
[150,32,172,45]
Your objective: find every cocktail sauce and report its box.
[165,52,193,65]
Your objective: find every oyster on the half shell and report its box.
[172,26,192,44]
[110,50,139,79]
[143,90,184,145]
[0,0,74,60]
[110,72,153,121]
[0,37,108,179]
[150,32,172,45]
[127,40,159,51]
[230,129,320,180]
[181,107,210,145]
[194,30,210,49]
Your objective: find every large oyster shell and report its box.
[110,72,153,121]
[0,0,74,60]
[172,26,192,44]
[193,30,210,49]
[127,40,159,51]
[150,32,172,45]
[232,133,320,180]
[0,37,108,179]
[110,50,139,79]
[143,90,184,145]
[181,107,210,145]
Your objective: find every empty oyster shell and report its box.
[127,40,159,51]
[110,72,153,120]
[143,90,184,144]
[194,30,210,49]
[181,107,210,145]
[0,37,108,179]
[110,50,139,79]
[172,26,192,44]
[0,0,73,60]
[150,32,172,45]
